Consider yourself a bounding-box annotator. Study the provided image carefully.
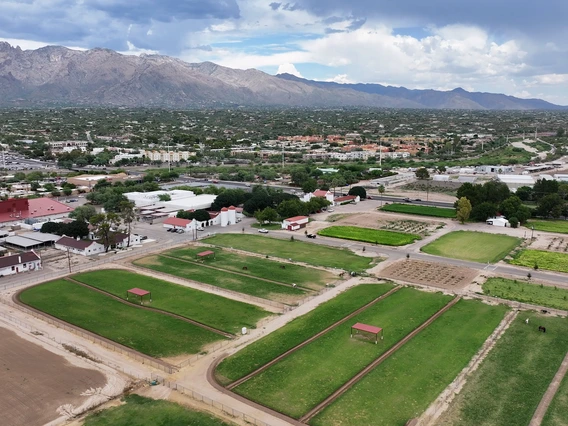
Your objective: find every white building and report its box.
[54,236,105,256]
[497,175,536,190]
[302,189,335,205]
[0,251,41,276]
[282,216,309,231]
[486,216,510,227]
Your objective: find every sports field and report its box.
[84,394,232,426]
[438,314,568,426]
[381,203,456,218]
[232,288,452,418]
[165,246,335,290]
[134,255,306,303]
[204,234,374,271]
[511,249,568,273]
[483,277,568,311]
[421,231,521,263]
[318,225,420,246]
[73,270,269,333]
[312,300,507,426]
[19,280,226,358]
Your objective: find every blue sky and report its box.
[1,0,567,104]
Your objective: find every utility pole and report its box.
[379,135,382,168]
[67,248,72,274]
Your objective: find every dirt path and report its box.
[66,278,234,338]
[226,285,402,390]
[299,296,461,423]
[529,351,568,426]
[160,254,316,292]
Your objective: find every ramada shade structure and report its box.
[126,288,151,305]
[196,250,215,260]
[351,322,383,344]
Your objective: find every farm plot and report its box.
[511,249,568,273]
[165,246,335,290]
[233,288,452,418]
[73,270,269,334]
[19,280,225,358]
[380,219,441,236]
[421,231,521,263]
[380,259,478,290]
[318,225,420,246]
[543,371,568,426]
[216,283,397,384]
[527,220,568,235]
[0,326,107,426]
[483,277,568,311]
[311,300,507,426]
[204,234,374,271]
[381,203,456,218]
[438,314,568,426]
[134,255,306,304]
[84,394,232,426]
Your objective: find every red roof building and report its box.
[0,197,74,223]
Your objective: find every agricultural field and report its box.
[204,234,374,271]
[134,255,306,304]
[0,326,106,426]
[84,394,233,426]
[543,371,568,426]
[438,314,568,426]
[19,280,225,358]
[483,277,568,311]
[73,270,269,334]
[511,249,568,273]
[164,246,335,290]
[381,219,441,236]
[318,225,420,246]
[312,300,507,426]
[421,231,521,263]
[216,283,397,384]
[232,288,452,418]
[381,203,456,218]
[527,220,568,235]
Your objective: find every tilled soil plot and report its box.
[0,326,106,426]
[380,259,478,290]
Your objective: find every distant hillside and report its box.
[0,42,564,110]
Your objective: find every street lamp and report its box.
[531,226,534,240]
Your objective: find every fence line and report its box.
[468,293,568,317]
[151,374,272,426]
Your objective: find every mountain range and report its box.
[0,42,564,110]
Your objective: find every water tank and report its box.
[242,327,247,335]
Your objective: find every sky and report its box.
[1,0,568,105]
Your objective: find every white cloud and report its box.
[531,74,568,85]
[276,63,303,77]
[325,74,353,84]
[120,41,159,56]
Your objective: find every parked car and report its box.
[403,198,411,202]
[140,235,148,240]
[176,229,184,234]
[307,234,317,239]
[258,229,269,233]
[415,198,422,201]
[327,208,335,212]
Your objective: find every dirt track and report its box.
[0,326,106,426]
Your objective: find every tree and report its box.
[158,194,171,202]
[515,186,533,202]
[255,207,278,224]
[348,186,367,199]
[119,201,136,247]
[415,167,430,180]
[277,199,308,219]
[509,216,519,228]
[211,189,247,211]
[60,220,89,239]
[41,221,62,234]
[456,197,472,224]
[470,202,498,221]
[301,179,318,194]
[90,213,121,252]
[69,205,97,222]
[62,188,72,196]
[533,179,559,201]
[536,193,564,218]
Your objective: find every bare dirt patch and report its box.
[379,259,478,290]
[0,326,107,426]
[529,235,568,253]
[327,212,444,235]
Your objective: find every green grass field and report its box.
[318,226,420,246]
[542,371,568,426]
[233,288,452,418]
[511,249,568,273]
[312,300,507,426]
[84,395,232,426]
[134,255,306,303]
[73,270,269,334]
[438,314,568,426]
[381,203,457,218]
[19,280,225,358]
[216,283,396,384]
[250,223,282,230]
[421,231,521,263]
[165,246,335,290]
[483,277,568,311]
[204,234,374,271]
[527,220,568,234]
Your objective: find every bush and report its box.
[509,216,519,228]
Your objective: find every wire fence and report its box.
[468,293,568,317]
[151,374,272,426]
